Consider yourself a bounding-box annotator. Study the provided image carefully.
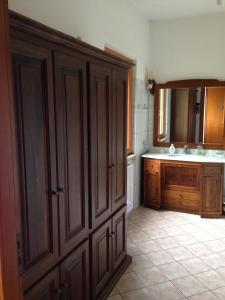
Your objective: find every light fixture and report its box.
[147,79,156,95]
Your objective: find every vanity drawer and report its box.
[203,166,222,176]
[163,189,200,213]
[144,159,160,174]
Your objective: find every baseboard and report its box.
[98,255,132,300]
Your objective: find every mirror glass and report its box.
[158,87,225,146]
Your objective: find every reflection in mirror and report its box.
[158,86,225,146]
[158,87,202,144]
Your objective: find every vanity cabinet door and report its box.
[201,165,223,217]
[144,159,161,209]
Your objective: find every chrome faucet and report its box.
[183,145,188,154]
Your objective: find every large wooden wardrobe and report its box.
[9,12,132,300]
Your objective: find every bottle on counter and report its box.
[169,143,176,155]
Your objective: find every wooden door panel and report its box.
[112,206,127,270]
[12,39,58,290]
[54,53,89,256]
[201,176,223,216]
[60,241,90,300]
[162,164,200,191]
[89,63,112,228]
[112,70,128,212]
[91,220,112,298]
[24,268,60,300]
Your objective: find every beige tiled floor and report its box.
[108,207,225,300]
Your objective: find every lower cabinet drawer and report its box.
[24,240,90,300]
[163,189,200,213]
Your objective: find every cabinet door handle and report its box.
[111,231,116,235]
[58,187,65,193]
[53,288,62,295]
[61,282,69,289]
[51,190,59,197]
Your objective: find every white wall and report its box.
[150,13,225,83]
[9,0,151,80]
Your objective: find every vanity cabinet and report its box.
[143,158,224,217]
[144,160,161,209]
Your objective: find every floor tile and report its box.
[174,234,198,246]
[128,254,153,271]
[128,231,150,243]
[147,282,185,300]
[121,288,156,300]
[135,266,168,286]
[179,257,210,274]
[190,231,214,242]
[156,237,181,250]
[201,253,225,269]
[204,239,225,252]
[145,228,168,239]
[213,287,225,300]
[109,287,120,296]
[195,270,225,290]
[127,242,143,256]
[137,240,162,254]
[164,225,185,237]
[107,295,123,300]
[187,291,219,300]
[116,272,146,293]
[168,247,193,261]
[179,224,200,234]
[158,262,189,280]
[172,275,208,297]
[146,250,174,266]
[215,267,225,279]
[185,243,212,257]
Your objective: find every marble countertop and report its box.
[142,153,225,163]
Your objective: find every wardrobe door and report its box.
[54,52,89,256]
[60,241,90,300]
[91,220,112,299]
[89,63,112,229]
[24,268,60,300]
[12,39,58,290]
[112,206,127,271]
[112,69,128,212]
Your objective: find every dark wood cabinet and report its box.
[112,70,127,212]
[144,160,161,209]
[12,39,59,290]
[89,63,112,229]
[60,241,90,300]
[91,220,112,299]
[54,52,89,256]
[112,207,127,271]
[24,268,60,300]
[10,13,130,300]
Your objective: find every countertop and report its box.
[142,153,225,164]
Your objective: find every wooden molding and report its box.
[9,11,135,70]
[0,1,22,299]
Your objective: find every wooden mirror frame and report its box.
[153,79,225,150]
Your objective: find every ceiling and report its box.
[129,0,225,20]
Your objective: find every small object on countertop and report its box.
[196,143,204,155]
[169,143,176,155]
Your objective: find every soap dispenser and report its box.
[169,143,176,155]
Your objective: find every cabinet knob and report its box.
[54,288,62,295]
[51,190,59,197]
[61,282,69,288]
[58,187,65,193]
